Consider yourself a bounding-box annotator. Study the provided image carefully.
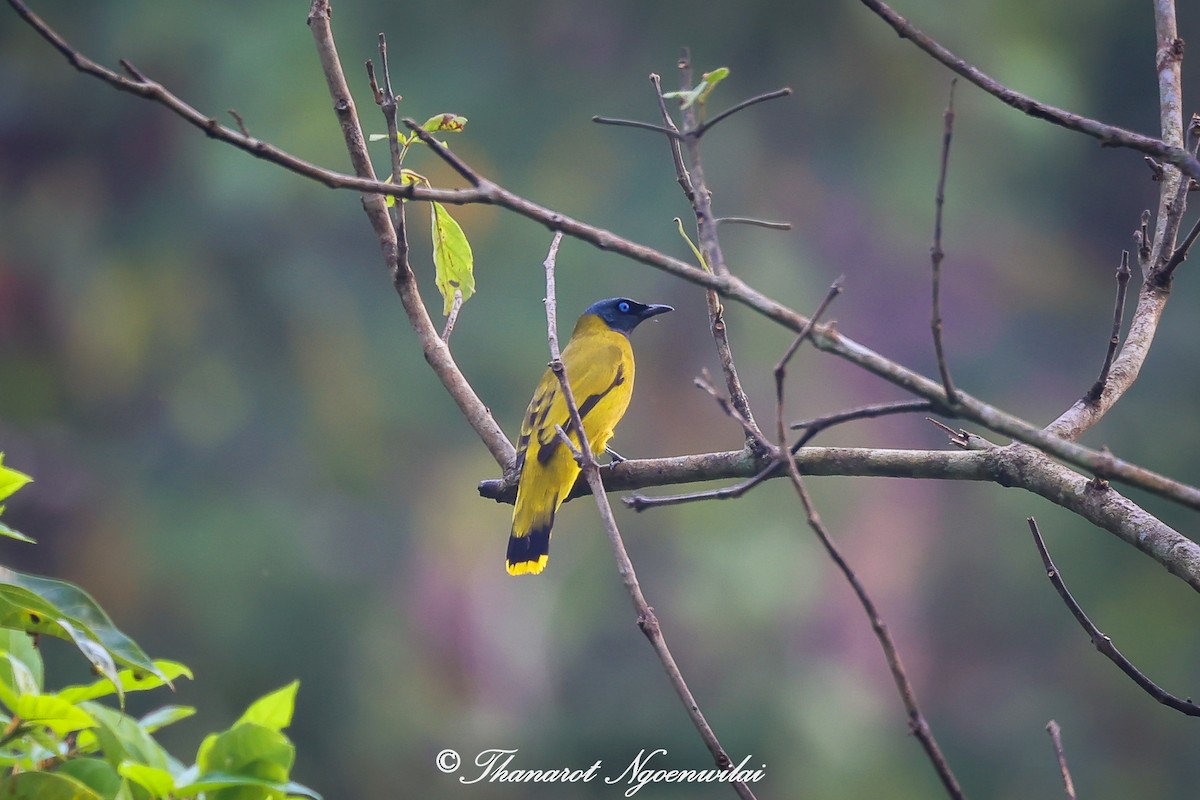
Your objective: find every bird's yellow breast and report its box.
[508,315,636,572]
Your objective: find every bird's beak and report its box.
[640,303,674,320]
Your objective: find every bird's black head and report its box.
[584,297,673,334]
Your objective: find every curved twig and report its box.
[1028,518,1200,716]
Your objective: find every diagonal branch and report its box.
[1045,721,1078,800]
[856,0,1200,180]
[788,467,965,798]
[1027,518,1200,716]
[692,87,793,138]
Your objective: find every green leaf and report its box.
[137,704,196,734]
[57,758,123,800]
[0,569,163,680]
[195,722,297,800]
[56,619,122,704]
[235,681,298,732]
[695,67,730,105]
[118,761,177,797]
[421,113,468,133]
[0,628,45,694]
[58,661,193,705]
[0,454,33,504]
[1,771,105,800]
[176,773,321,800]
[0,519,36,543]
[79,702,173,773]
[14,694,97,735]
[663,66,731,109]
[430,202,475,315]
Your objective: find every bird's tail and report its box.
[506,514,553,576]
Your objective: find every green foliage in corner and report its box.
[0,456,318,800]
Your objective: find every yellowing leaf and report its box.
[119,762,176,797]
[0,454,32,504]
[430,202,475,315]
[663,66,731,109]
[15,693,97,735]
[696,67,730,105]
[421,113,468,133]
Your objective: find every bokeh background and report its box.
[4,1,1200,797]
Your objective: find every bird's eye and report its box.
[618,301,631,313]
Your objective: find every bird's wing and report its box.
[516,339,630,465]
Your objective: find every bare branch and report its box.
[694,372,774,453]
[1084,251,1132,404]
[856,0,1200,180]
[1027,518,1200,716]
[930,79,959,406]
[792,399,934,435]
[1157,116,1200,282]
[590,115,683,140]
[441,289,464,342]
[693,87,793,138]
[1045,721,1078,800]
[783,459,964,798]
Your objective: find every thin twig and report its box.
[541,237,756,799]
[1045,721,1077,800]
[714,216,793,230]
[590,115,684,140]
[693,87,793,138]
[774,277,844,387]
[227,109,250,138]
[1084,251,1131,403]
[791,400,935,435]
[930,79,959,406]
[1159,116,1200,280]
[770,286,964,797]
[1027,518,1200,715]
[542,232,565,357]
[441,289,464,342]
[629,398,934,510]
[856,0,1200,180]
[784,456,964,797]
[1162,214,1200,277]
[694,372,774,453]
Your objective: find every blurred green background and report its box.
[4,0,1200,797]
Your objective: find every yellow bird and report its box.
[507,297,673,575]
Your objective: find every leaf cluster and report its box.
[0,457,317,800]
